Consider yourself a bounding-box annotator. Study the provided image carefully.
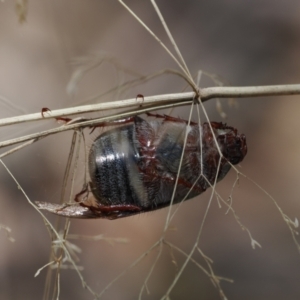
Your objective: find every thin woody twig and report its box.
[0,92,196,127]
[0,84,299,128]
[200,84,300,99]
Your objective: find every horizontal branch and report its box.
[0,83,299,151]
[0,84,299,128]
[0,92,195,127]
[201,84,300,99]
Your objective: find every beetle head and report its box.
[210,122,247,165]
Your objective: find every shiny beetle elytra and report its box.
[36,114,247,220]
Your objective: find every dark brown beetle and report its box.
[36,114,247,219]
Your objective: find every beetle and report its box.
[36,114,247,220]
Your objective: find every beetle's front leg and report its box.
[146,112,197,125]
[74,185,89,202]
[53,113,136,131]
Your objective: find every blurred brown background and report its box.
[1,1,300,299]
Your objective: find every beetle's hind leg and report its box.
[36,199,142,219]
[80,202,142,213]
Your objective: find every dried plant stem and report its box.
[118,0,193,86]
[0,84,299,129]
[200,84,300,99]
[0,92,195,127]
[150,0,193,80]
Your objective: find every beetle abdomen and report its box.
[89,117,205,209]
[89,124,147,207]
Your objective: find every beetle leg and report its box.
[41,107,51,118]
[136,94,144,102]
[74,185,89,202]
[80,202,142,213]
[74,184,142,212]
[92,117,136,127]
[36,200,141,219]
[54,115,136,132]
[90,117,136,133]
[56,116,73,123]
[146,112,197,125]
